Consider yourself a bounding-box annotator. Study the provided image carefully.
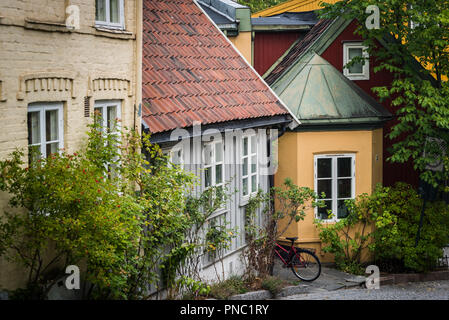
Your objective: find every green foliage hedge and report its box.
[316,183,449,273]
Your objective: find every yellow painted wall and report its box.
[275,129,383,262]
[252,0,340,17]
[229,31,253,65]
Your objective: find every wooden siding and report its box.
[254,31,303,76]
[161,128,271,274]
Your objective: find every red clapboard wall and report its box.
[254,31,303,76]
[320,20,419,188]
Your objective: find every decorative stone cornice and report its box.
[17,72,76,100]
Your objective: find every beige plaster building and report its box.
[0,0,142,290]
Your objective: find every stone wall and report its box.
[0,0,141,290]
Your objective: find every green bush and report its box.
[315,194,373,275]
[208,275,248,300]
[0,117,231,299]
[370,183,449,272]
[315,182,449,274]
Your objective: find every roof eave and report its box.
[146,115,294,144]
[252,24,313,31]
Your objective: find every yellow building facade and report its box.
[0,0,142,290]
[276,129,383,262]
[268,53,392,263]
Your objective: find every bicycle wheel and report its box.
[290,249,321,281]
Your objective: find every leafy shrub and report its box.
[315,182,449,274]
[243,178,320,280]
[370,183,449,272]
[208,275,248,300]
[315,194,373,275]
[0,117,232,299]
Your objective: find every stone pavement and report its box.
[278,280,449,300]
[273,258,367,292]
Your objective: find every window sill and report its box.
[206,207,228,221]
[345,75,370,81]
[92,25,134,39]
[239,193,259,207]
[24,18,71,33]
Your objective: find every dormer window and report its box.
[343,42,369,80]
[95,0,125,29]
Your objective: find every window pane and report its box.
[317,179,332,199]
[242,178,248,196]
[204,144,212,165]
[205,167,211,188]
[243,137,248,156]
[337,200,349,219]
[250,135,256,153]
[215,164,222,184]
[337,179,352,198]
[107,106,117,131]
[251,175,257,193]
[215,142,223,162]
[317,158,332,178]
[96,0,106,21]
[172,149,181,165]
[251,155,257,173]
[348,48,364,74]
[28,111,40,145]
[46,142,59,157]
[110,0,120,23]
[45,110,58,142]
[348,47,363,60]
[338,157,352,177]
[318,200,332,220]
[242,157,248,176]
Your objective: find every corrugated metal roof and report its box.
[142,0,291,134]
[275,53,392,123]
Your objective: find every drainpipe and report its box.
[134,0,143,133]
[267,123,288,190]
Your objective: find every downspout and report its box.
[268,123,289,191]
[134,0,143,133]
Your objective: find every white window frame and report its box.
[27,102,64,160]
[314,154,356,222]
[203,140,224,190]
[343,42,369,80]
[94,100,122,175]
[95,0,125,30]
[168,145,184,169]
[241,133,259,199]
[94,100,122,131]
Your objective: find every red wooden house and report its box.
[252,11,318,76]
[263,17,431,187]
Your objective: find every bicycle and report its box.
[274,237,321,281]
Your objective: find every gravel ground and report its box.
[278,280,449,300]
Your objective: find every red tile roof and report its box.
[142,0,290,134]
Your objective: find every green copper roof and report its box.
[272,53,392,125]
